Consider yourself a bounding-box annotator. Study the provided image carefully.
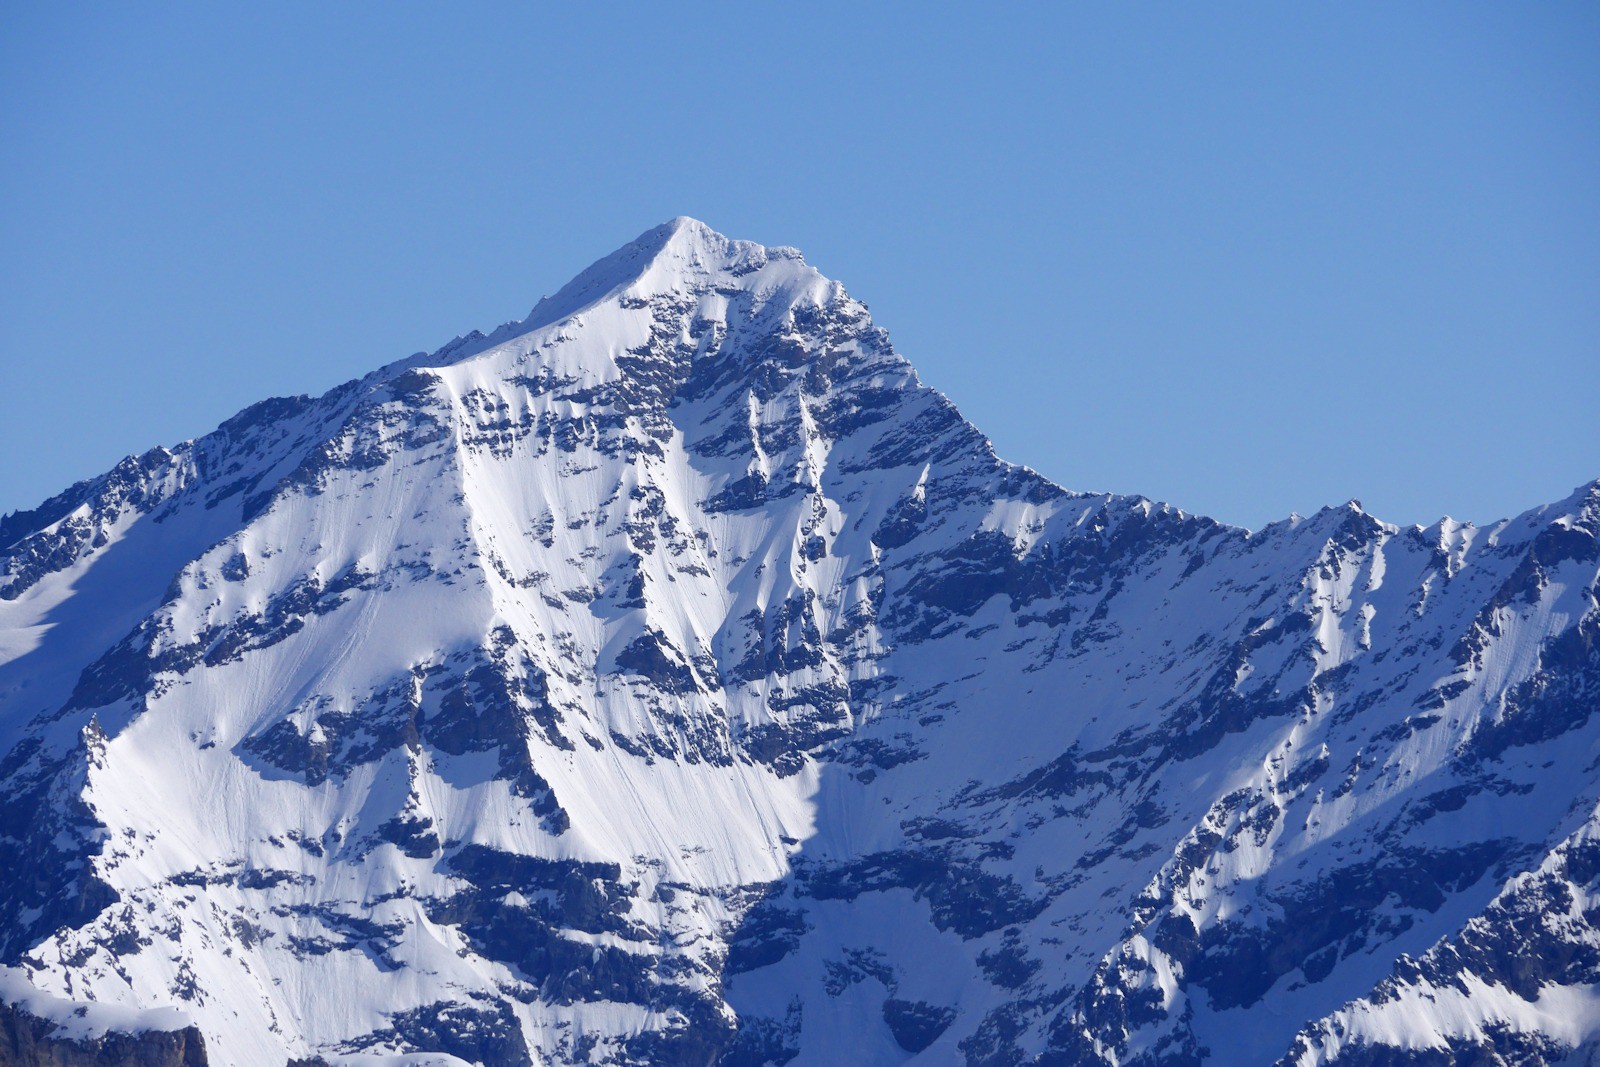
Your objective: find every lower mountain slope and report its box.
[1,219,1596,1066]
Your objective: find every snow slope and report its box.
[1,218,1597,1066]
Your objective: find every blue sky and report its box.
[2,3,1595,529]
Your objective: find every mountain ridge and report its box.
[2,220,1598,1066]
[6,215,1579,541]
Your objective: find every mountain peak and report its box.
[6,220,1600,1067]
[521,217,814,335]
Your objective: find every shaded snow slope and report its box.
[2,218,1597,1066]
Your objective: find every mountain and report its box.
[1,218,1597,1067]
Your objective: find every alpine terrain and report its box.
[2,218,1598,1067]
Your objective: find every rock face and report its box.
[0,971,207,1067]
[1,218,1598,1065]
[0,1008,206,1067]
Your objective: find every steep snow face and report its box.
[1,218,1598,1067]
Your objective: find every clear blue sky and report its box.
[3,3,1596,529]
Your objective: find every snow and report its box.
[1,218,1597,1065]
[0,965,196,1039]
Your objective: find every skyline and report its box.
[2,3,1596,529]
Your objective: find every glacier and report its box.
[1,217,1598,1066]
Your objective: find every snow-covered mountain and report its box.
[2,218,1597,1067]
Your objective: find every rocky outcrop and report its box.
[0,996,206,1067]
